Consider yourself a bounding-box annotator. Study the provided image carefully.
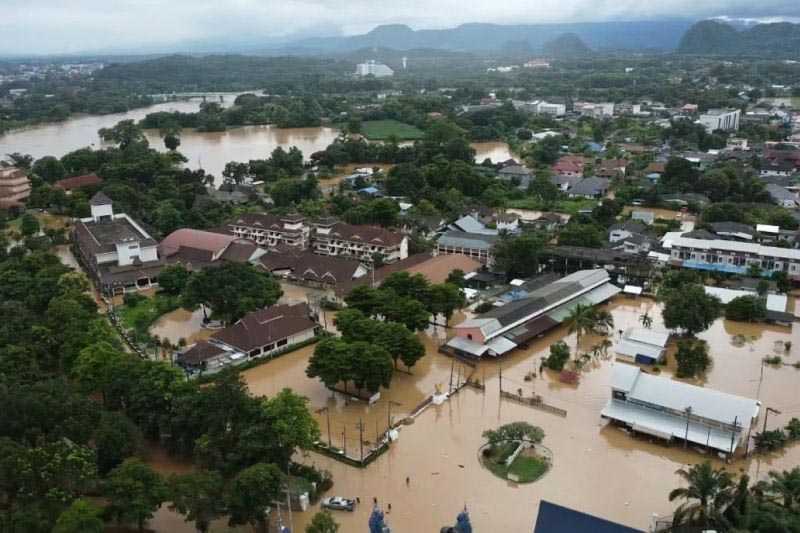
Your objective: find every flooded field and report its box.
[149,308,214,345]
[472,141,515,163]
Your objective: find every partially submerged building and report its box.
[533,500,643,533]
[614,328,669,365]
[444,269,620,358]
[601,364,760,455]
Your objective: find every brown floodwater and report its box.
[146,293,799,532]
[0,101,512,182]
[149,308,213,346]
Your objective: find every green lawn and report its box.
[507,197,598,215]
[118,294,180,335]
[482,443,549,483]
[359,120,424,141]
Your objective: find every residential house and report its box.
[596,159,628,179]
[609,221,646,244]
[0,166,31,208]
[601,363,759,455]
[444,269,620,358]
[551,155,587,177]
[178,303,319,373]
[709,221,756,241]
[765,183,798,208]
[550,174,582,192]
[53,173,103,194]
[568,177,610,199]
[615,328,669,365]
[496,165,532,189]
[73,192,162,295]
[574,102,615,118]
[760,160,797,178]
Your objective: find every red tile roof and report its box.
[53,173,103,191]
[212,303,316,352]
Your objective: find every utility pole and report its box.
[343,426,347,456]
[763,407,781,434]
[358,419,364,462]
[684,406,692,449]
[730,416,738,456]
[499,361,503,393]
[448,359,455,394]
[326,408,332,446]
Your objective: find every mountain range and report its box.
[678,19,800,55]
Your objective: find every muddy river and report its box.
[146,294,799,532]
[0,99,512,180]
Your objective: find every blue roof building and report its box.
[533,500,643,533]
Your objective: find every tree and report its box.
[675,339,712,378]
[158,264,192,296]
[528,173,561,207]
[307,338,351,391]
[227,463,284,533]
[20,213,40,237]
[72,341,127,404]
[261,388,320,467]
[381,295,431,332]
[349,341,394,394]
[378,321,425,370]
[94,411,141,475]
[105,458,168,532]
[306,510,340,533]
[725,295,767,322]
[164,132,181,151]
[772,271,792,294]
[482,422,544,446]
[53,499,104,533]
[182,262,282,324]
[662,284,721,336]
[98,120,147,150]
[446,269,466,287]
[492,233,545,279]
[32,156,66,182]
[566,303,597,355]
[558,222,605,248]
[669,462,735,529]
[662,157,699,192]
[168,471,226,533]
[429,283,466,325]
[543,341,570,371]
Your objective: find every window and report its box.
[467,334,473,341]
[277,338,288,347]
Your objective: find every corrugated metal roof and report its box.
[534,500,643,533]
[445,336,489,357]
[672,236,800,261]
[437,231,498,250]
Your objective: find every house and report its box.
[765,183,798,208]
[312,218,408,263]
[444,269,620,358]
[568,177,610,199]
[574,101,615,118]
[709,222,756,241]
[609,221,646,244]
[533,500,643,533]
[73,192,162,295]
[53,173,102,193]
[760,160,797,178]
[630,211,655,225]
[0,166,31,208]
[159,228,264,269]
[496,165,532,189]
[615,328,669,365]
[596,159,627,178]
[535,101,566,116]
[449,214,497,236]
[620,233,656,255]
[177,303,319,373]
[550,174,582,192]
[552,155,586,177]
[601,363,760,455]
[435,231,498,265]
[698,108,741,132]
[669,235,800,280]
[258,249,368,288]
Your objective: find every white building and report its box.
[670,236,800,280]
[602,364,760,455]
[615,328,669,365]
[536,101,566,117]
[698,108,741,132]
[355,60,394,78]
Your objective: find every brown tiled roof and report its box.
[212,303,316,352]
[54,173,103,191]
[228,213,285,230]
[219,240,258,263]
[323,222,404,246]
[258,250,363,285]
[179,341,226,365]
[160,228,237,257]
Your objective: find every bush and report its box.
[123,292,146,307]
[675,339,711,378]
[543,341,570,371]
[475,302,494,313]
[754,429,787,453]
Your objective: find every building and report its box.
[533,501,643,533]
[609,221,646,244]
[258,249,368,288]
[596,159,628,178]
[0,166,31,208]
[227,213,310,249]
[629,211,654,225]
[435,231,499,265]
[312,218,408,263]
[73,192,162,295]
[159,228,264,269]
[601,363,760,454]
[765,183,798,208]
[574,102,615,118]
[568,177,610,199]
[177,303,318,373]
[698,108,741,132]
[703,286,794,325]
[669,235,800,280]
[53,173,103,193]
[355,60,394,78]
[535,101,566,117]
[551,155,586,177]
[708,221,756,241]
[614,328,669,365]
[496,165,532,189]
[444,269,620,358]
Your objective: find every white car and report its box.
[321,496,355,512]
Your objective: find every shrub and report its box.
[543,341,570,371]
[675,339,711,378]
[724,295,767,322]
[475,302,495,313]
[123,292,146,307]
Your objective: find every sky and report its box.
[2,0,800,55]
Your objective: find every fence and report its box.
[499,389,567,417]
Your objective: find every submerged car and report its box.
[321,496,356,511]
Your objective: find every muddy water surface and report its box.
[147,293,798,532]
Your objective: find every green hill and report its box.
[678,20,800,56]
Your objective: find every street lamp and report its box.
[763,407,782,434]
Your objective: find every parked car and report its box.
[321,496,356,512]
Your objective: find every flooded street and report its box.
[472,141,515,163]
[144,293,800,532]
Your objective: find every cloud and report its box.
[1,0,799,54]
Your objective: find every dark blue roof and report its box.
[534,501,643,533]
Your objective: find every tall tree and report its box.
[306,510,340,533]
[669,462,735,529]
[168,471,226,533]
[662,284,721,336]
[105,459,168,532]
[227,463,284,533]
[53,499,104,533]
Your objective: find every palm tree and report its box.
[566,303,597,356]
[669,462,736,529]
[763,468,800,511]
[639,311,653,329]
[592,309,614,335]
